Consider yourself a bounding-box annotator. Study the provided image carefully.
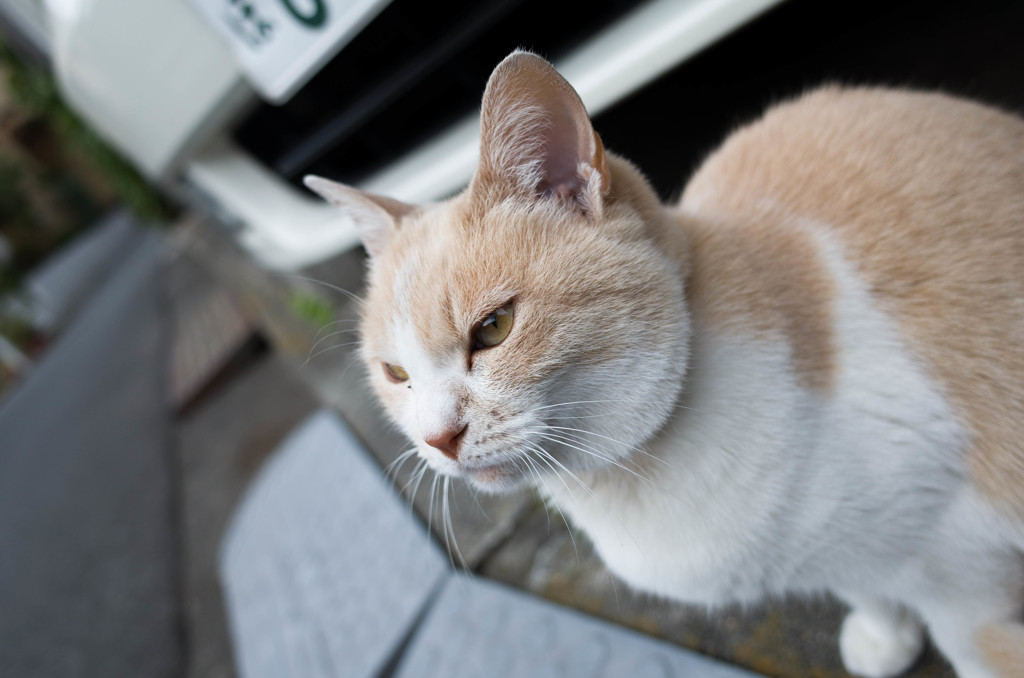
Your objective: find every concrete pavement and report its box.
[0,227,180,677]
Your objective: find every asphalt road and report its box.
[0,228,180,677]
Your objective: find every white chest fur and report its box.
[540,230,966,606]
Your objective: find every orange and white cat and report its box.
[307,52,1024,678]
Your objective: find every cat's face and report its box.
[308,52,690,492]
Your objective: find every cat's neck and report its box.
[604,153,692,278]
[536,180,843,549]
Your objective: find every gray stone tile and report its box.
[220,410,449,678]
[394,576,766,678]
[175,352,321,678]
[165,251,255,409]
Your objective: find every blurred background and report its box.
[0,0,1022,677]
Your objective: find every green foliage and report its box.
[289,291,335,328]
[0,152,39,293]
[0,153,29,222]
[0,313,33,349]
[0,41,172,221]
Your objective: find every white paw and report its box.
[839,609,925,678]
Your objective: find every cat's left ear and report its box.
[473,51,610,218]
[303,176,413,257]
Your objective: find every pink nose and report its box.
[425,424,467,460]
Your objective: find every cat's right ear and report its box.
[473,51,610,217]
[303,175,413,257]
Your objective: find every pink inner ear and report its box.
[475,51,609,211]
[536,98,584,198]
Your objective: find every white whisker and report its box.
[536,431,654,486]
[545,425,686,475]
[532,398,637,412]
[531,445,650,569]
[427,473,440,542]
[384,447,418,481]
[310,318,360,345]
[525,445,581,564]
[518,451,551,533]
[275,273,366,307]
[308,327,361,355]
[303,340,363,367]
[443,477,469,571]
[402,458,429,496]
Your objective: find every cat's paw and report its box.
[839,608,925,678]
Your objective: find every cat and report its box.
[306,51,1024,678]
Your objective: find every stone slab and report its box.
[175,352,322,678]
[165,250,256,409]
[394,576,766,678]
[219,410,449,678]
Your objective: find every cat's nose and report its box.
[424,424,467,460]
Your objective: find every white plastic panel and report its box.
[47,0,250,179]
[185,140,360,271]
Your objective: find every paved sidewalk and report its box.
[0,227,180,677]
[175,353,320,678]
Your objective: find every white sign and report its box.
[189,0,392,103]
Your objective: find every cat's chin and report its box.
[461,461,529,493]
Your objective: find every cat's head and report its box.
[307,52,690,492]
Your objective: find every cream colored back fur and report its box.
[307,53,1024,678]
[684,86,1024,524]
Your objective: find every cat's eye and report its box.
[473,302,514,350]
[383,362,409,383]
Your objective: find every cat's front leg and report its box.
[915,601,1023,678]
[837,593,925,678]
